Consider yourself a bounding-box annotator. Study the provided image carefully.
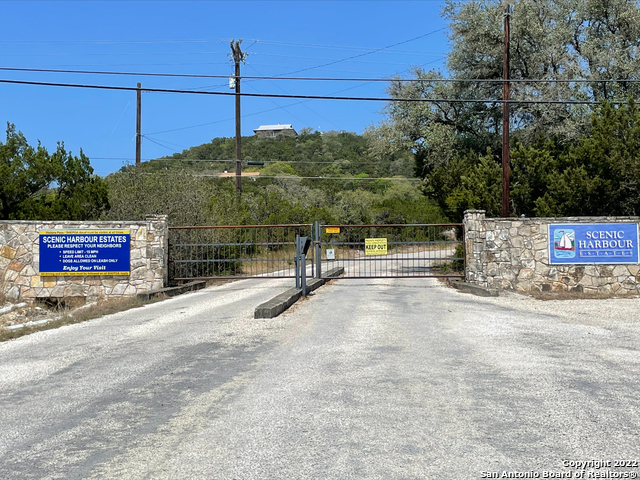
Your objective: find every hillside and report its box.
[135,130,414,178]
[105,131,447,227]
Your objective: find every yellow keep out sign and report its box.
[365,238,387,255]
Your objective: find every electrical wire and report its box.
[143,100,314,135]
[93,157,404,165]
[142,135,189,150]
[0,39,216,46]
[246,64,340,129]
[136,173,422,181]
[0,78,622,104]
[3,67,638,84]
[142,136,182,152]
[145,159,404,165]
[270,28,448,77]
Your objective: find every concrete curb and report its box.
[450,280,499,297]
[0,302,28,316]
[4,317,60,331]
[254,267,344,319]
[136,280,207,301]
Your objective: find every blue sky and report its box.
[1,1,450,176]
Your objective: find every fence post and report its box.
[294,234,300,289]
[314,221,322,279]
[309,224,314,278]
[301,250,307,296]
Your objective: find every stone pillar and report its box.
[463,210,487,286]
[145,215,169,289]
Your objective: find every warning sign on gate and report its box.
[365,238,387,255]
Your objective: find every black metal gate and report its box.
[314,223,464,279]
[168,222,464,282]
[168,224,314,281]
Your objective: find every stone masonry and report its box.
[0,216,168,302]
[464,210,640,294]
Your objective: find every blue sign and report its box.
[548,223,639,264]
[39,230,131,276]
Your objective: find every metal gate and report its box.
[168,222,464,282]
[168,224,314,281]
[314,223,464,279]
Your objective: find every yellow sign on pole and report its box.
[326,227,340,234]
[365,238,387,255]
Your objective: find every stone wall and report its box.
[0,216,168,302]
[464,210,640,294]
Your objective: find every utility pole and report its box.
[136,82,142,167]
[230,40,247,195]
[502,3,512,217]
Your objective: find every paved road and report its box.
[1,278,639,479]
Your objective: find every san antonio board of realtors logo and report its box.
[553,229,575,258]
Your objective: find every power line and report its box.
[143,136,183,152]
[143,101,311,135]
[0,39,216,46]
[142,135,189,150]
[0,51,229,57]
[271,28,448,77]
[0,78,622,104]
[253,40,448,56]
[256,51,446,60]
[136,173,422,181]
[135,57,442,138]
[246,64,340,130]
[146,158,401,165]
[93,157,403,165]
[3,67,639,84]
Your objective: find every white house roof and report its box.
[254,124,295,132]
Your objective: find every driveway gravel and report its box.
[1,278,639,479]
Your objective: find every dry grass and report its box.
[0,277,6,306]
[240,246,298,276]
[0,295,165,342]
[209,242,461,278]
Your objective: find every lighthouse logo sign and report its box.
[553,229,575,259]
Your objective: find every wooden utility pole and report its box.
[136,82,141,167]
[230,40,246,195]
[502,3,512,217]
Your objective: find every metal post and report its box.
[502,3,511,217]
[295,234,300,289]
[315,221,322,279]
[136,82,141,167]
[301,253,307,296]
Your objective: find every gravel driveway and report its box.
[1,278,639,479]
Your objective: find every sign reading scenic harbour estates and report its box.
[39,230,131,276]
[548,223,639,265]
[365,238,388,256]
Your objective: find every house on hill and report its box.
[253,124,297,138]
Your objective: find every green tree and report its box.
[368,0,640,201]
[520,99,640,216]
[0,124,109,220]
[105,168,220,226]
[450,99,640,218]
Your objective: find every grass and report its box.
[0,295,166,342]
[175,240,462,279]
